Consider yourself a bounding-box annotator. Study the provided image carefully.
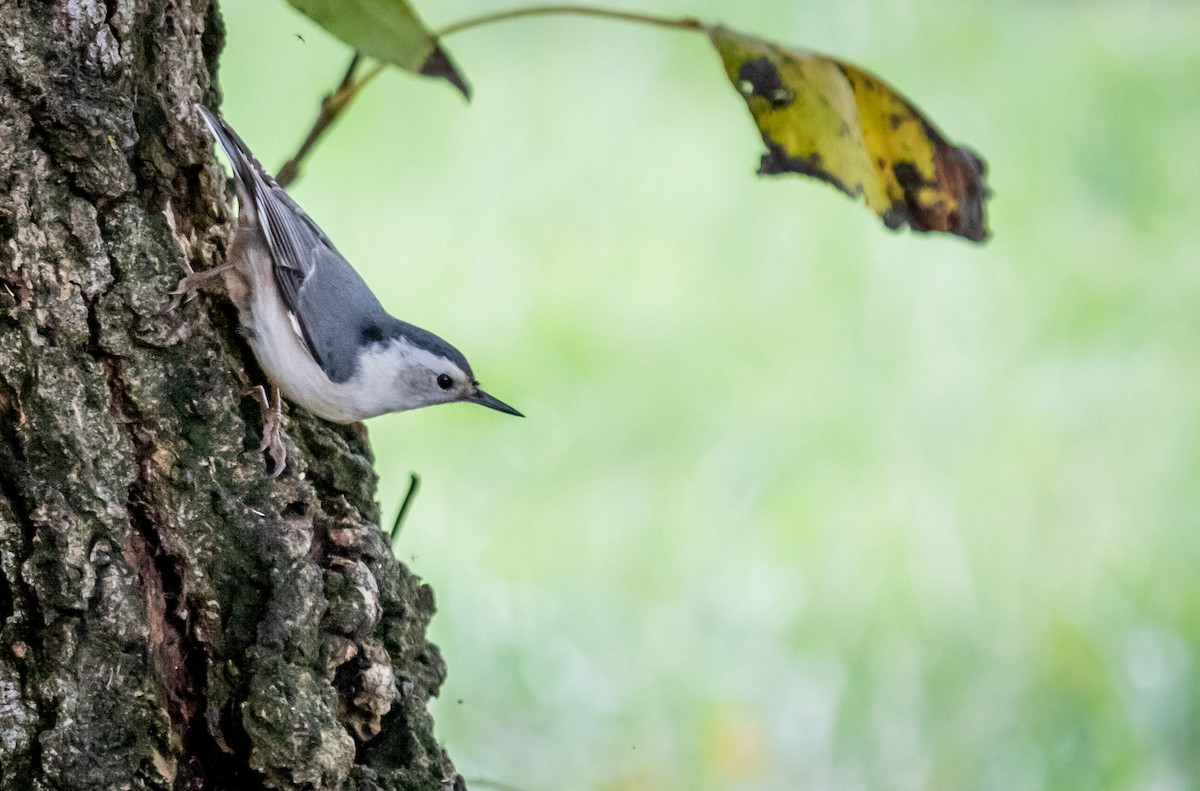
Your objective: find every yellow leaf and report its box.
[708,25,989,241]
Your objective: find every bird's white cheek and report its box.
[347,348,422,417]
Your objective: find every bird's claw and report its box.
[260,414,287,478]
[253,384,288,477]
[169,264,232,311]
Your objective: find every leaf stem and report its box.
[435,4,704,39]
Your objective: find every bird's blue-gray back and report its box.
[200,107,390,383]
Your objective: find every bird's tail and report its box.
[196,105,269,221]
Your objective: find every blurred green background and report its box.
[217,1,1200,788]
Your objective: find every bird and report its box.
[178,105,521,474]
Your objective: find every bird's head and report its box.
[384,332,522,418]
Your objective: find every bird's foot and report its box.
[253,384,288,477]
[169,262,233,310]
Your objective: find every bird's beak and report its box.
[467,388,523,417]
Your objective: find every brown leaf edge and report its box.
[419,44,471,100]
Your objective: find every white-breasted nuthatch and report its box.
[183,106,520,470]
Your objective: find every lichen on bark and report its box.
[0,2,459,789]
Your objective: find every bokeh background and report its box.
[217,2,1200,789]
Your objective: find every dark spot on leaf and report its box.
[736,58,794,109]
[889,112,906,130]
[420,45,471,100]
[883,162,931,233]
[758,136,854,196]
[893,161,928,193]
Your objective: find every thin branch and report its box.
[389,473,422,552]
[276,53,376,187]
[436,4,704,38]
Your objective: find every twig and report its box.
[276,53,373,187]
[389,473,422,552]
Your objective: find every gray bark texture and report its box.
[0,2,461,789]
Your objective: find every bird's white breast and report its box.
[233,239,400,423]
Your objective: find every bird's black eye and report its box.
[436,373,454,390]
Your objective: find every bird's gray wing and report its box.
[252,182,385,378]
[276,243,394,383]
[198,107,388,383]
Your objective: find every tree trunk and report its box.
[0,2,459,789]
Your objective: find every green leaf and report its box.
[286,0,470,97]
[708,25,989,241]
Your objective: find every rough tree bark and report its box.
[0,2,460,789]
